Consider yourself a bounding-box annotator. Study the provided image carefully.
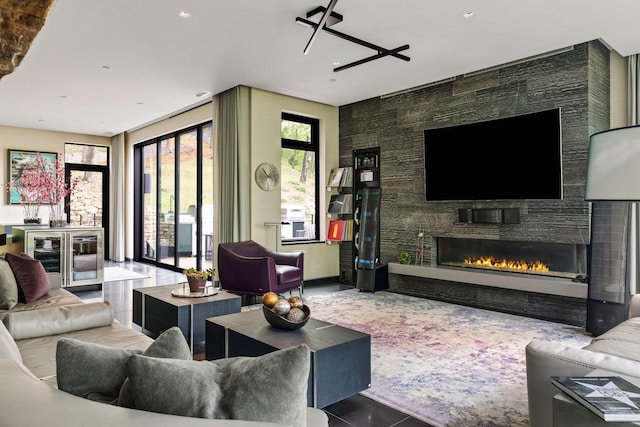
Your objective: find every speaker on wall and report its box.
[458,208,520,224]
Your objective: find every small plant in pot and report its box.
[398,252,412,265]
[183,267,215,292]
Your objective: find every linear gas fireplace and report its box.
[437,237,588,281]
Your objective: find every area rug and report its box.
[305,289,593,427]
[103,266,150,283]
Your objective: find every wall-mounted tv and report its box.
[424,108,563,201]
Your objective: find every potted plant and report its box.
[183,267,215,292]
[6,153,79,226]
[398,252,412,265]
[42,155,79,227]
[6,154,48,223]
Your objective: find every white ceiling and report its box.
[1,0,640,137]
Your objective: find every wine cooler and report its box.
[12,226,104,289]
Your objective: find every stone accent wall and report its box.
[0,0,56,79]
[338,41,611,325]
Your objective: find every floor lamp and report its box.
[584,125,640,335]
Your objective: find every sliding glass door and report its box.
[141,144,158,262]
[135,122,213,272]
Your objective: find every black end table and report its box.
[133,284,241,354]
[205,309,371,408]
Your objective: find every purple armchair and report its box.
[217,240,304,296]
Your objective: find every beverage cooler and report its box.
[12,226,104,289]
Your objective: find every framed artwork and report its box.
[7,149,57,204]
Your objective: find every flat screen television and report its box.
[424,108,562,201]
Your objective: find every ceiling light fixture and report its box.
[195,90,211,98]
[303,0,338,55]
[296,1,410,72]
[463,11,475,19]
[178,11,191,18]
[101,65,111,70]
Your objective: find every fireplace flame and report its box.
[464,256,549,273]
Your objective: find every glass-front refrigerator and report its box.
[30,232,65,287]
[13,226,104,289]
[68,229,103,287]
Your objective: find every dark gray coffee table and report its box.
[133,283,241,354]
[205,309,371,408]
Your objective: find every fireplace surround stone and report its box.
[387,263,587,326]
[338,40,610,327]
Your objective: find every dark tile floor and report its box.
[78,260,431,427]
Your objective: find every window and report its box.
[281,113,319,242]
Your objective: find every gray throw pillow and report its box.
[117,326,192,407]
[0,258,18,310]
[56,339,141,402]
[216,345,310,426]
[125,344,310,427]
[127,355,226,418]
[57,326,191,403]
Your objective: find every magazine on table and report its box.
[551,375,640,422]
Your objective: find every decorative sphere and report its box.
[286,307,306,323]
[273,299,291,316]
[288,295,303,309]
[262,292,279,309]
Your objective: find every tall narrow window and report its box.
[65,143,110,255]
[281,113,319,242]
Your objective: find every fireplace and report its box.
[437,237,588,281]
[387,237,589,325]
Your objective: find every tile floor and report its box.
[78,260,431,427]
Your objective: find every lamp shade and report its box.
[585,125,640,201]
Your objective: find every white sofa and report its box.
[526,295,640,427]
[0,286,328,427]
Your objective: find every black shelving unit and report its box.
[352,147,387,292]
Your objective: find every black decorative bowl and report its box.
[262,304,311,330]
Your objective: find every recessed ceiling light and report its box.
[137,102,144,105]
[59,95,67,99]
[101,65,111,70]
[195,90,211,98]
[329,78,337,82]
[178,11,191,18]
[463,11,475,19]
[332,61,340,66]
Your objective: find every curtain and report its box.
[214,85,251,245]
[109,133,126,261]
[628,55,640,293]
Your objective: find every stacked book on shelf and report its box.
[551,375,640,422]
[327,167,353,188]
[328,194,352,214]
[327,219,353,242]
